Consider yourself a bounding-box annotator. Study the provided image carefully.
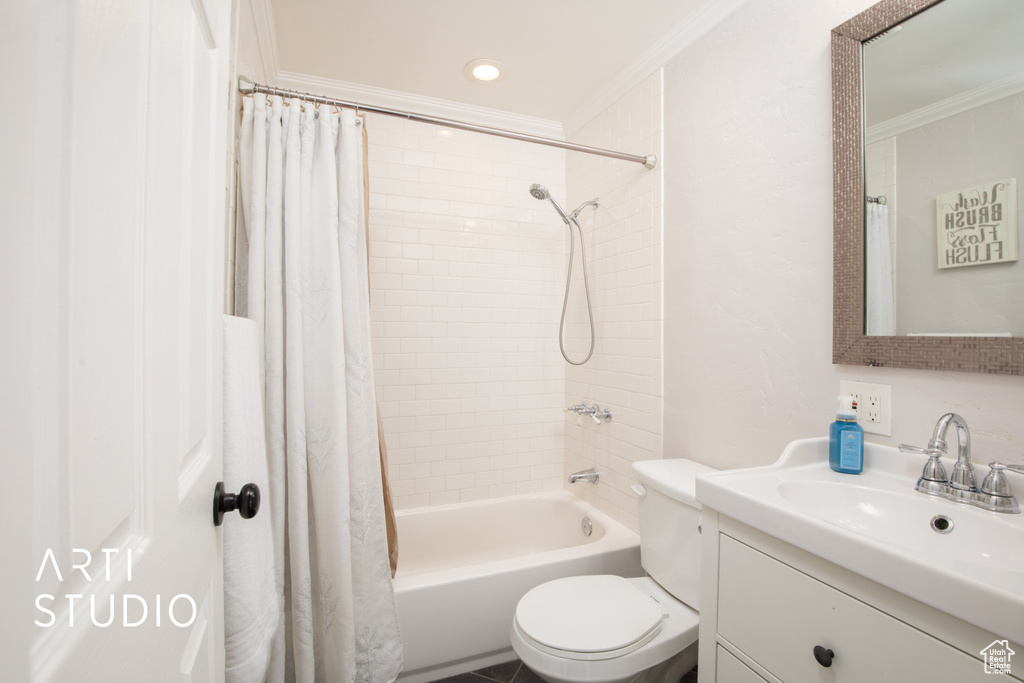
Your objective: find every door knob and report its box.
[213,481,261,526]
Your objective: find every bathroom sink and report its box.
[776,479,1024,586]
[696,438,1024,644]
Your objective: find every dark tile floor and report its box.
[429,659,698,683]
[429,659,543,683]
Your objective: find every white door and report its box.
[1,0,233,680]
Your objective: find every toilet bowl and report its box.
[510,460,714,683]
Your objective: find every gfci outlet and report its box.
[839,380,892,436]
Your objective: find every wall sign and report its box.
[936,178,1018,269]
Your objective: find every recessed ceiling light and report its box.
[465,59,506,83]
[474,64,500,80]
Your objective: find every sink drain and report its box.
[930,514,954,534]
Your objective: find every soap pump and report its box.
[829,395,864,474]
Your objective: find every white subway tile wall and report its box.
[563,72,664,532]
[366,114,569,508]
[366,73,662,523]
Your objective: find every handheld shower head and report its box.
[529,183,571,224]
[528,182,598,365]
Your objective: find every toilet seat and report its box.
[513,575,665,661]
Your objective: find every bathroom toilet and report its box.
[510,459,715,683]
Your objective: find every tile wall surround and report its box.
[365,73,664,525]
[365,114,570,509]
[562,72,664,533]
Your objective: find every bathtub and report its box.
[393,489,642,683]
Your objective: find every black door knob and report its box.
[213,481,261,526]
[813,645,835,668]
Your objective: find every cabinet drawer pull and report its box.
[813,645,835,668]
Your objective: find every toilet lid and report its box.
[514,575,664,660]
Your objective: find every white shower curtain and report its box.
[865,202,894,336]
[235,94,403,683]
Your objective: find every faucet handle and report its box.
[899,442,945,458]
[900,443,948,482]
[981,462,1014,497]
[901,442,951,496]
[977,462,1020,513]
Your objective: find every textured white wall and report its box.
[563,73,664,532]
[663,0,1024,470]
[365,114,569,508]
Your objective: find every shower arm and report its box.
[569,199,599,221]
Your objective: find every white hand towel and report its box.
[223,315,282,683]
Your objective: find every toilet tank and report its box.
[631,459,717,611]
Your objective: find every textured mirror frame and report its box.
[832,0,1024,374]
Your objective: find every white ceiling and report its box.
[268,0,714,125]
[864,0,1024,127]
[265,0,1024,135]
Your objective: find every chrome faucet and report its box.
[900,413,1022,513]
[900,412,975,501]
[565,402,613,424]
[568,467,599,484]
[937,412,976,500]
[581,404,612,424]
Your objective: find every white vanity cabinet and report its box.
[697,512,1023,683]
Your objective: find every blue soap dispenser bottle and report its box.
[829,395,864,474]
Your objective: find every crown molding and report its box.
[270,71,565,140]
[563,0,751,137]
[867,73,1024,143]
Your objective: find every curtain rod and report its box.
[238,77,656,170]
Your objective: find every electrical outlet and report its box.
[839,380,892,436]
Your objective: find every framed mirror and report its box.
[832,0,1024,374]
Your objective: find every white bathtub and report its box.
[393,489,642,683]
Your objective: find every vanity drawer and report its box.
[716,646,769,683]
[716,534,990,682]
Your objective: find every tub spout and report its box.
[568,467,599,484]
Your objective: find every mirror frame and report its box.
[832,0,1024,375]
